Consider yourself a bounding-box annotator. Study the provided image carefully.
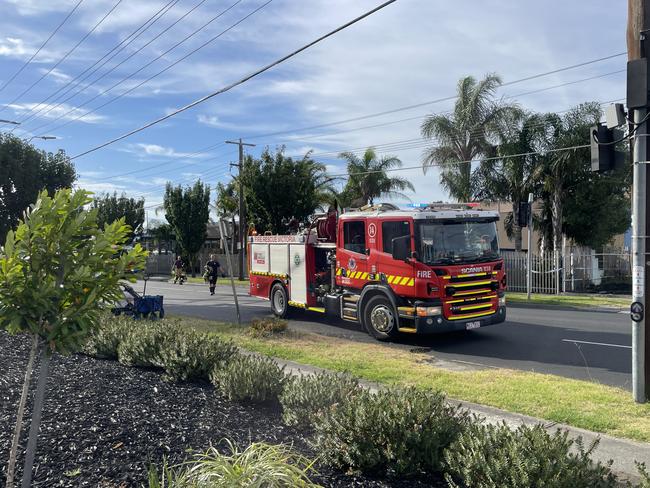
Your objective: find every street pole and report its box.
[218,219,241,325]
[629,0,650,403]
[225,138,255,280]
[526,192,533,300]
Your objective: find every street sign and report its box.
[632,301,645,322]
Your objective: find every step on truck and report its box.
[248,203,506,340]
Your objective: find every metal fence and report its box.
[503,249,632,294]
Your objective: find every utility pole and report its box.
[628,0,650,403]
[225,138,255,280]
[526,192,534,300]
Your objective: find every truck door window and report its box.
[343,221,366,254]
[382,221,410,253]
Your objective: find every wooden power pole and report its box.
[225,138,255,280]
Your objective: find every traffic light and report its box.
[518,201,530,228]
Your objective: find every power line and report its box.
[1,0,125,111]
[0,0,85,93]
[69,0,399,159]
[15,0,182,127]
[28,0,249,135]
[239,53,627,142]
[329,143,592,178]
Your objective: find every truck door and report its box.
[336,219,369,289]
[376,219,415,293]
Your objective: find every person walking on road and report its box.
[173,256,185,284]
[204,254,222,295]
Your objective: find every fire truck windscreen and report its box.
[415,219,500,265]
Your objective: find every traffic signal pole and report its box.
[629,0,650,403]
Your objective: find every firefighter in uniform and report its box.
[203,254,222,295]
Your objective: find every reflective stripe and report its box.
[407,278,415,287]
[458,303,493,311]
[361,272,369,280]
[448,310,495,320]
[457,272,488,278]
[399,276,410,285]
[336,268,342,276]
[450,280,493,288]
[453,289,492,296]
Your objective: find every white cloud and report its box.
[6,102,106,124]
[134,143,205,159]
[43,68,71,83]
[0,37,28,58]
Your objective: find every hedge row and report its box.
[84,314,649,487]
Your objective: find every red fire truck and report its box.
[248,203,506,340]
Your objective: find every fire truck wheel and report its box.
[363,295,397,341]
[270,283,289,318]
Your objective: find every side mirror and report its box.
[391,235,410,262]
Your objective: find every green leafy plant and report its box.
[314,387,470,477]
[637,462,650,488]
[147,440,320,487]
[280,372,360,428]
[158,330,238,382]
[117,320,181,368]
[248,317,288,338]
[211,354,286,404]
[0,188,147,488]
[82,313,132,359]
[444,422,619,488]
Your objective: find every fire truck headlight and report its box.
[499,296,506,307]
[416,306,442,317]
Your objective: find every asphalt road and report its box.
[136,279,633,390]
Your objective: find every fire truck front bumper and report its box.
[410,302,506,334]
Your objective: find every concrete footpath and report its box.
[272,356,650,483]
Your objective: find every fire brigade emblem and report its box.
[368,223,377,238]
[348,258,357,270]
[294,253,301,265]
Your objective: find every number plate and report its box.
[465,321,481,330]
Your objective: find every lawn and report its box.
[507,292,629,309]
[182,317,650,443]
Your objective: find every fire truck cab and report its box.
[249,203,506,340]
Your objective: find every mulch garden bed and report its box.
[0,331,444,487]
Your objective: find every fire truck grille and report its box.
[443,278,498,320]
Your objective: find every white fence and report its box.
[503,249,632,294]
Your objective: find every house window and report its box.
[343,221,366,254]
[382,221,410,253]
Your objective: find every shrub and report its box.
[117,320,183,368]
[444,422,619,488]
[280,372,360,428]
[147,440,320,487]
[314,387,470,477]
[248,317,288,338]
[159,331,238,382]
[82,313,132,359]
[211,354,286,404]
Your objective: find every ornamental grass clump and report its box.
[444,422,619,488]
[147,440,320,488]
[247,317,288,338]
[211,354,286,404]
[280,371,360,428]
[314,386,470,477]
[82,313,132,359]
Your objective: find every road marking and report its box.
[562,339,632,349]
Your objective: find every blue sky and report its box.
[0,0,625,224]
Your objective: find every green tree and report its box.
[215,181,239,253]
[421,74,516,202]
[338,147,414,206]
[473,110,547,250]
[163,180,210,276]
[241,148,333,234]
[0,189,147,488]
[0,133,76,243]
[149,221,174,254]
[91,192,145,242]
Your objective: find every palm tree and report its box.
[421,73,517,202]
[339,147,414,206]
[473,110,549,250]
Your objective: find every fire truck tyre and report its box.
[363,295,397,341]
[270,283,289,318]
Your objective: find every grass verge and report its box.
[507,292,629,309]
[181,317,650,443]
